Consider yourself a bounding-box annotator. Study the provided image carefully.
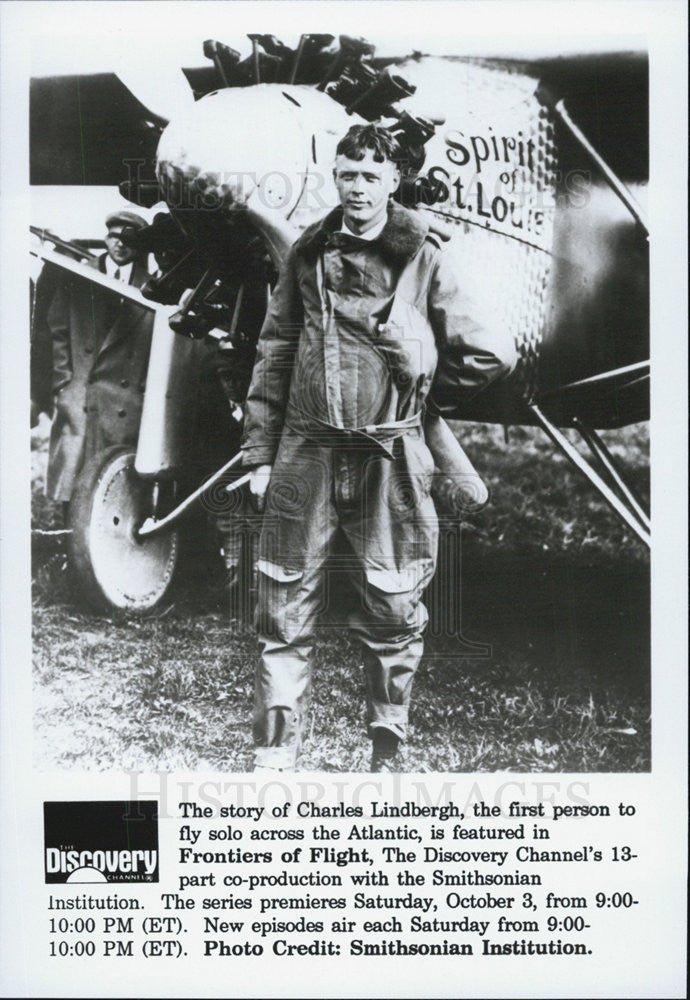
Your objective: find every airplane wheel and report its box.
[68,446,178,613]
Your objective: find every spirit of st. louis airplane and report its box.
[30,33,649,612]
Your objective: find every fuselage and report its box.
[153,55,648,429]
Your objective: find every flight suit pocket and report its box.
[256,561,306,644]
[401,433,435,499]
[379,297,438,388]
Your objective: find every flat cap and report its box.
[105,210,147,231]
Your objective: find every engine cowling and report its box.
[156,84,357,266]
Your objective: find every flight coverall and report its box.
[242,201,515,768]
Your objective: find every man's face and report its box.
[105,226,137,266]
[334,150,400,233]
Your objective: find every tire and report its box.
[68,445,178,613]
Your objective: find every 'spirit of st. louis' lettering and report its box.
[444,127,536,173]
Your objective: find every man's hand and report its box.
[249,464,273,512]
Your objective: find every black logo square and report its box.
[44,801,159,884]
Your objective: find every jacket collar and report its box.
[99,253,149,286]
[295,201,429,267]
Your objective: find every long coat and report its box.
[242,201,517,581]
[46,254,153,501]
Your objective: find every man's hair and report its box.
[335,124,402,165]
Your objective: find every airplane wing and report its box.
[30,73,167,186]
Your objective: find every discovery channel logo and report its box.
[44,801,159,884]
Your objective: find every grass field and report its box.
[31,420,650,772]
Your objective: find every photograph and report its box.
[28,21,652,775]
[2,4,686,998]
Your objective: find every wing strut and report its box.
[572,417,650,533]
[528,403,650,548]
[538,87,648,236]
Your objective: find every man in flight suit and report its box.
[241,124,515,771]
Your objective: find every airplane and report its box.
[30,32,649,611]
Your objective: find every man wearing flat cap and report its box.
[44,210,153,504]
